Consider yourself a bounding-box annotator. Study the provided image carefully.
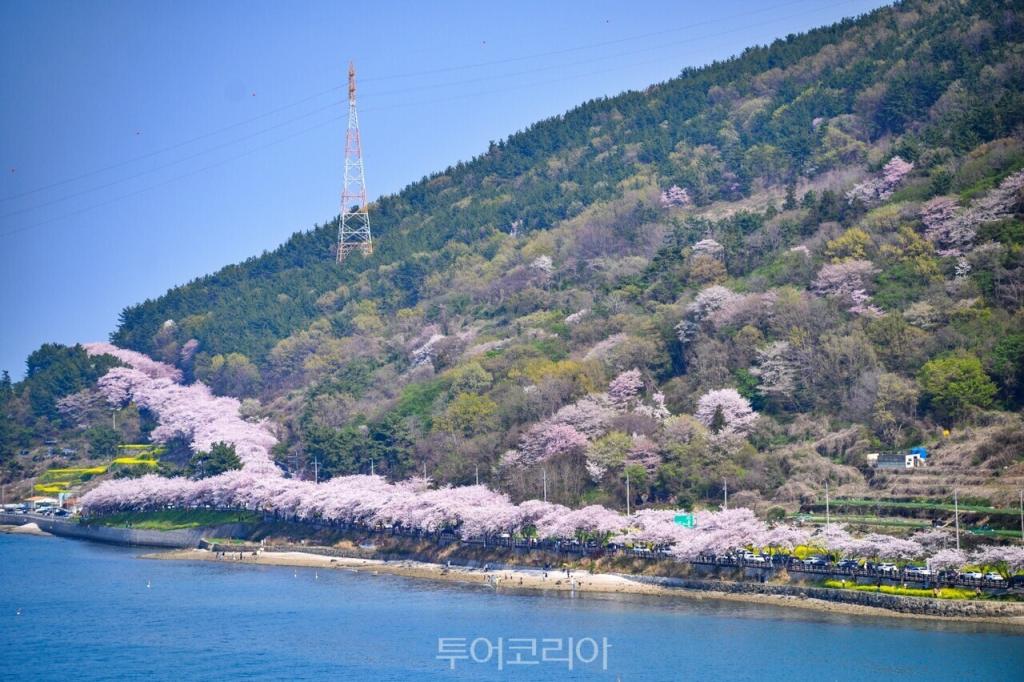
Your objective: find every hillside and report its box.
[4,0,1024,521]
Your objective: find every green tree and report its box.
[25,344,121,419]
[709,404,726,435]
[186,442,242,479]
[434,393,498,438]
[990,334,1024,406]
[872,372,920,446]
[918,353,997,422]
[85,425,122,458]
[196,352,261,397]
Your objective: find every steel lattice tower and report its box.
[337,62,372,263]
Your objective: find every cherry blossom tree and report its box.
[971,545,1024,579]
[846,156,913,205]
[608,369,644,410]
[927,548,967,572]
[549,397,615,439]
[180,339,200,362]
[812,260,877,298]
[675,285,740,345]
[691,238,724,258]
[85,342,183,382]
[660,185,691,208]
[515,423,589,465]
[750,341,796,402]
[694,389,757,435]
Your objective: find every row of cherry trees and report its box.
[78,345,1023,575]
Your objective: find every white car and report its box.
[961,571,984,580]
[904,565,933,576]
[984,573,1005,582]
[876,563,899,573]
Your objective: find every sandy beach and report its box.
[0,522,51,537]
[145,548,1024,625]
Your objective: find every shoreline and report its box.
[0,522,52,537]
[145,548,1024,626]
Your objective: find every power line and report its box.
[1,0,866,240]
[0,113,343,239]
[357,0,823,84]
[2,0,855,205]
[0,99,345,220]
[0,85,344,204]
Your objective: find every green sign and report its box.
[674,513,695,528]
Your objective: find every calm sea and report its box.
[1,533,1021,681]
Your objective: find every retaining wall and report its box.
[0,513,252,549]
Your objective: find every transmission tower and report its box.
[337,61,372,263]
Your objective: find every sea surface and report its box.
[1,533,1022,681]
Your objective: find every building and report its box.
[866,450,927,469]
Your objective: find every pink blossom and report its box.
[608,369,644,410]
[846,156,913,205]
[549,397,614,438]
[660,185,691,208]
[694,388,757,435]
[812,260,877,298]
[928,548,967,571]
[84,342,182,382]
[180,339,200,362]
[516,423,589,465]
[971,545,1024,578]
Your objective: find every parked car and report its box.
[741,551,767,563]
[904,565,933,577]
[876,563,899,573]
[984,573,1005,582]
[803,555,830,566]
[961,571,984,580]
[836,559,860,570]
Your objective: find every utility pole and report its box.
[313,456,318,484]
[475,465,479,486]
[625,470,631,517]
[423,463,427,480]
[723,478,728,510]
[112,409,116,430]
[543,469,548,503]
[370,459,375,476]
[954,489,961,552]
[336,61,373,262]
[825,479,830,533]
[1019,490,1023,544]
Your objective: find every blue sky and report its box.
[0,0,889,378]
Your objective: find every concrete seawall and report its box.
[0,513,252,549]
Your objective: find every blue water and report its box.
[1,534,1022,681]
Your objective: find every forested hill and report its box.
[112,0,1023,364]
[7,0,1024,514]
